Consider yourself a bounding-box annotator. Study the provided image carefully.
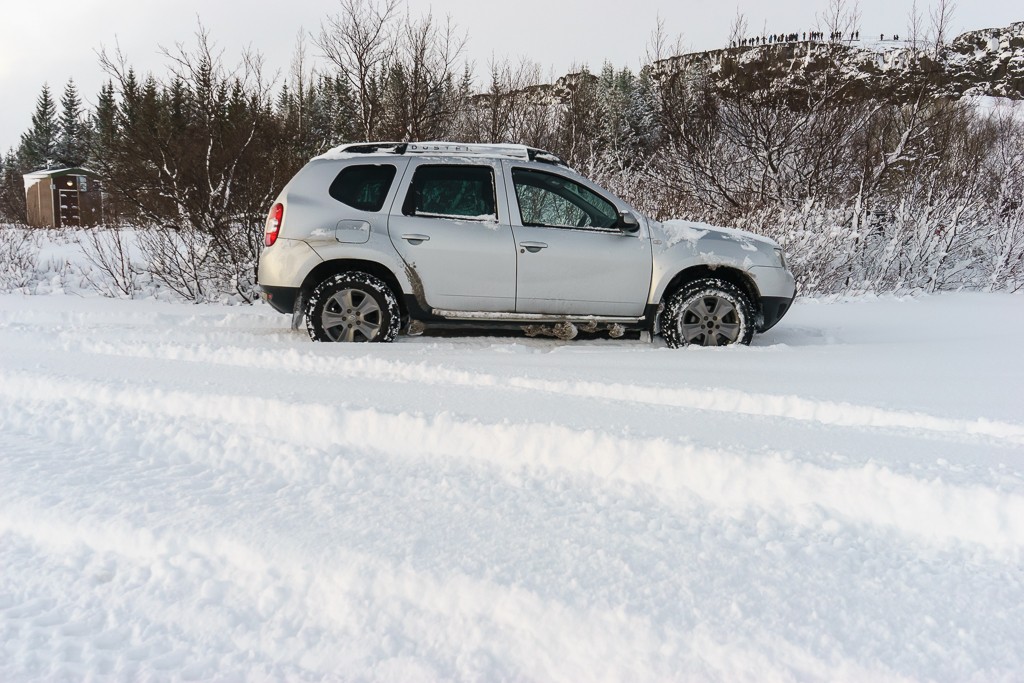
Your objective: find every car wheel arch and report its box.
[660,265,760,309]
[301,259,408,318]
[654,265,763,334]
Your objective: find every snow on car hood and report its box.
[652,219,781,251]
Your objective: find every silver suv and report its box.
[257,142,795,346]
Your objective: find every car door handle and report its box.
[519,241,548,253]
[401,234,431,244]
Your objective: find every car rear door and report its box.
[388,160,517,313]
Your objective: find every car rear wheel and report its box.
[660,278,755,348]
[306,272,401,343]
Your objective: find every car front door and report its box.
[504,163,652,316]
[389,160,517,312]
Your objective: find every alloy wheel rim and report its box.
[321,288,382,342]
[679,295,742,346]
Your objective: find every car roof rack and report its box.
[404,141,565,166]
[323,141,565,166]
[526,148,564,165]
[329,142,407,155]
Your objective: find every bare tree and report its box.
[728,7,749,47]
[982,106,1024,291]
[76,226,141,298]
[288,31,314,136]
[928,0,956,52]
[317,0,401,141]
[136,226,215,301]
[645,14,685,64]
[378,9,467,140]
[458,57,551,144]
[820,0,861,42]
[906,0,926,50]
[96,25,279,302]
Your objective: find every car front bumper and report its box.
[759,295,794,332]
[747,265,796,332]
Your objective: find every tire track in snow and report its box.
[0,503,922,683]
[0,506,710,682]
[66,338,1024,446]
[2,369,1022,553]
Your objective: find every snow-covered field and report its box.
[1,292,1022,682]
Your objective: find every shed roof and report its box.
[23,167,99,181]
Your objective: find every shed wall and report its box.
[25,179,55,227]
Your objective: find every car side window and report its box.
[512,168,618,229]
[402,165,496,220]
[329,164,398,211]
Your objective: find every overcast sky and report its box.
[1,0,1019,154]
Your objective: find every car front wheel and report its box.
[660,278,755,348]
[306,272,401,343]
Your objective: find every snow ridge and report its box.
[54,339,1024,445]
[1,369,1022,551]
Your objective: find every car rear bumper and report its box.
[259,285,301,315]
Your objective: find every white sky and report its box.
[1,0,1019,153]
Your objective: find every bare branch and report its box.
[316,0,401,140]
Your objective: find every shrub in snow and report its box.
[0,226,41,290]
[75,227,144,298]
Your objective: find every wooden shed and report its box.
[23,167,103,227]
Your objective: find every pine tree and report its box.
[627,69,659,156]
[0,148,28,223]
[595,62,626,153]
[91,81,119,168]
[322,75,358,145]
[56,79,89,167]
[556,68,599,166]
[118,69,141,129]
[166,78,190,132]
[19,84,58,170]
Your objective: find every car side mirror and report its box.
[616,210,640,234]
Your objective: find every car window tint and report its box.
[512,168,618,229]
[404,165,496,219]
[329,164,397,211]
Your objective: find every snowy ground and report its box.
[1,292,1022,682]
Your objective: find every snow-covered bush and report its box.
[0,225,41,290]
[733,201,1024,295]
[133,224,260,304]
[75,227,144,298]
[0,224,258,304]
[0,226,80,294]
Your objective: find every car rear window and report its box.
[329,164,397,212]
[403,165,496,219]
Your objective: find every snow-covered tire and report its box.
[306,272,401,343]
[659,278,755,348]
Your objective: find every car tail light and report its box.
[265,203,283,247]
